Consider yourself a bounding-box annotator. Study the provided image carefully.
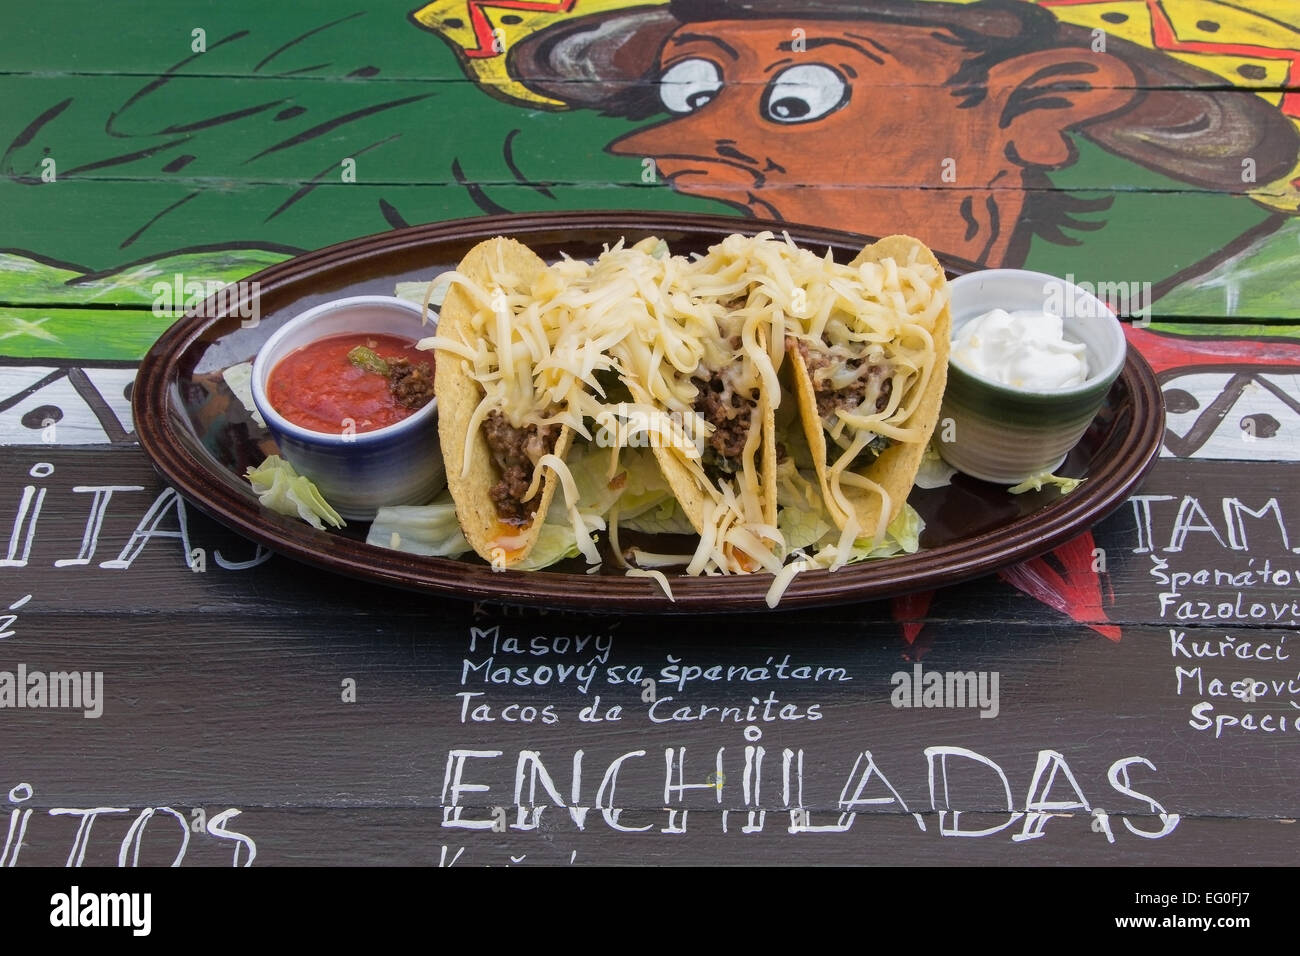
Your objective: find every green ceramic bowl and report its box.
[937,269,1127,484]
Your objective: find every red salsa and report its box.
[267,332,434,434]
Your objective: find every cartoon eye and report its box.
[658,58,724,114]
[761,64,849,123]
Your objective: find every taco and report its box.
[629,329,780,573]
[430,236,577,568]
[602,234,790,573]
[785,235,950,549]
[426,231,945,584]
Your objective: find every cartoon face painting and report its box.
[471,0,1300,268]
[604,15,1147,266]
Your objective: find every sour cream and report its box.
[951,308,1088,389]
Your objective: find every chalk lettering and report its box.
[1223,497,1290,551]
[440,750,502,830]
[1107,757,1180,838]
[925,746,1023,837]
[1015,750,1091,842]
[54,486,144,567]
[99,489,195,570]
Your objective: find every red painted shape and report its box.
[1124,326,1300,376]
[462,0,576,58]
[892,589,934,645]
[997,530,1122,641]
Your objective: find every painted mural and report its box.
[420,0,1300,263]
[3,0,1300,638]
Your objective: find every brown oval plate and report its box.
[133,211,1163,613]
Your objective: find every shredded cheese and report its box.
[533,452,601,565]
[422,232,942,590]
[766,558,811,608]
[626,568,676,602]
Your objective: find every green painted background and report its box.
[3,0,1299,361]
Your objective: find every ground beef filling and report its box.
[483,410,560,525]
[693,368,757,480]
[387,357,436,410]
[789,338,897,463]
[791,339,893,419]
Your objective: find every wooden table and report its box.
[1,0,1297,870]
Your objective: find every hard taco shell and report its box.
[643,331,778,541]
[788,235,950,539]
[433,236,574,568]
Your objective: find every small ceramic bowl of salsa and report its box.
[250,295,444,520]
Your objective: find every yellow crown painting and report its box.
[411,0,667,107]
[1040,0,1300,211]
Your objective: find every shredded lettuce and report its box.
[914,440,956,490]
[246,455,345,530]
[368,490,584,569]
[846,503,924,561]
[775,458,831,551]
[222,361,266,428]
[365,446,628,569]
[364,435,925,573]
[563,440,692,534]
[366,494,468,557]
[566,441,641,517]
[771,452,921,561]
[366,442,687,568]
[395,272,453,310]
[515,524,583,571]
[779,505,832,552]
[621,498,696,536]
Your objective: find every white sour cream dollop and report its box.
[951,308,1088,389]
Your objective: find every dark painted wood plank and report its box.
[1,804,1292,867]
[0,444,1298,849]
[0,602,1294,817]
[5,449,1300,618]
[0,807,1293,867]
[0,600,1295,852]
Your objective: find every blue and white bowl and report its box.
[250,295,444,520]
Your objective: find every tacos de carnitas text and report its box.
[417,231,950,601]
